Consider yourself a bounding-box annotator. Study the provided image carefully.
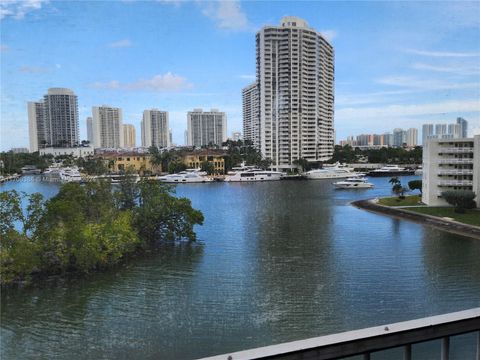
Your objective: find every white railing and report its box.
[438,180,473,187]
[438,159,474,164]
[438,147,474,154]
[199,308,480,360]
[438,170,474,176]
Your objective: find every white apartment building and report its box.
[406,128,418,148]
[422,124,434,145]
[141,109,169,148]
[92,105,123,149]
[245,16,334,170]
[86,117,94,144]
[123,124,136,148]
[422,135,480,207]
[187,108,226,147]
[242,82,260,148]
[39,146,94,157]
[28,101,46,152]
[43,88,79,148]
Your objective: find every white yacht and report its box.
[323,162,355,172]
[59,167,83,183]
[368,165,414,177]
[224,166,282,182]
[157,170,213,183]
[414,166,423,176]
[94,174,141,184]
[303,167,357,180]
[333,177,374,189]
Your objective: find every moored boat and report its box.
[368,165,415,177]
[333,177,374,189]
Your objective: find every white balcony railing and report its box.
[438,159,474,164]
[438,170,474,176]
[437,180,473,187]
[438,147,474,154]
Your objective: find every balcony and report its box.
[438,147,474,154]
[438,170,474,176]
[438,180,473,187]
[199,308,480,360]
[438,159,474,164]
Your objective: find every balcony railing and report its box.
[438,180,473,187]
[438,159,474,164]
[438,170,474,176]
[438,147,474,154]
[199,308,480,360]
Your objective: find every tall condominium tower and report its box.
[435,124,448,137]
[242,82,260,148]
[245,16,335,170]
[28,101,46,152]
[422,124,434,145]
[92,105,123,149]
[123,124,136,148]
[456,117,468,138]
[187,108,227,147]
[406,128,418,147]
[393,128,406,147]
[43,88,79,147]
[141,109,169,148]
[86,117,94,144]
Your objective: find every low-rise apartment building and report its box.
[422,135,479,207]
[181,150,225,174]
[97,153,161,175]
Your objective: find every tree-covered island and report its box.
[0,177,204,286]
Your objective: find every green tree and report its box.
[408,180,422,194]
[441,190,477,213]
[200,161,215,175]
[292,158,311,172]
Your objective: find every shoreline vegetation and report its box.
[353,198,480,239]
[0,175,204,287]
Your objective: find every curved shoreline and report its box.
[352,199,480,240]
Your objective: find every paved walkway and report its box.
[352,199,480,240]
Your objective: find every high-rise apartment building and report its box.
[141,109,169,148]
[86,117,94,144]
[242,82,260,148]
[122,124,136,148]
[435,124,448,138]
[447,123,461,139]
[232,132,242,141]
[187,108,226,147]
[244,16,334,170]
[393,128,406,147]
[43,88,79,147]
[92,105,123,149]
[406,128,418,147]
[28,101,46,152]
[456,117,468,138]
[422,124,434,145]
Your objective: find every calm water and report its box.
[1,176,479,359]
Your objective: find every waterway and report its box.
[1,176,479,359]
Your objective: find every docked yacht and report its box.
[224,166,282,182]
[157,170,213,183]
[323,162,355,172]
[59,167,83,183]
[368,165,415,177]
[303,166,357,180]
[94,174,141,184]
[333,177,374,189]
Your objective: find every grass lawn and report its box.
[406,207,480,227]
[378,195,423,207]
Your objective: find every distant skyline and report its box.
[1,0,479,150]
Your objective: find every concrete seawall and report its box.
[352,199,480,240]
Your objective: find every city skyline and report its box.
[1,1,480,150]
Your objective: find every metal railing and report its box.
[438,170,474,176]
[438,147,474,154]
[438,180,473,187]
[438,159,474,164]
[199,308,480,360]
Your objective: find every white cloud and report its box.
[0,0,48,20]
[18,66,49,73]
[92,72,193,92]
[238,74,255,80]
[411,63,479,76]
[199,0,250,31]
[377,76,479,91]
[404,48,480,58]
[336,99,480,121]
[107,39,133,48]
[319,30,338,42]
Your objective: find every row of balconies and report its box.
[437,169,474,176]
[438,158,474,164]
[438,147,473,154]
[437,180,473,186]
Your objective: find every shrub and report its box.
[408,180,422,194]
[441,190,477,213]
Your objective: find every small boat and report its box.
[59,167,83,183]
[333,177,374,189]
[157,170,213,183]
[368,165,415,177]
[21,165,41,175]
[94,174,141,184]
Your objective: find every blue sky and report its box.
[1,0,479,150]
